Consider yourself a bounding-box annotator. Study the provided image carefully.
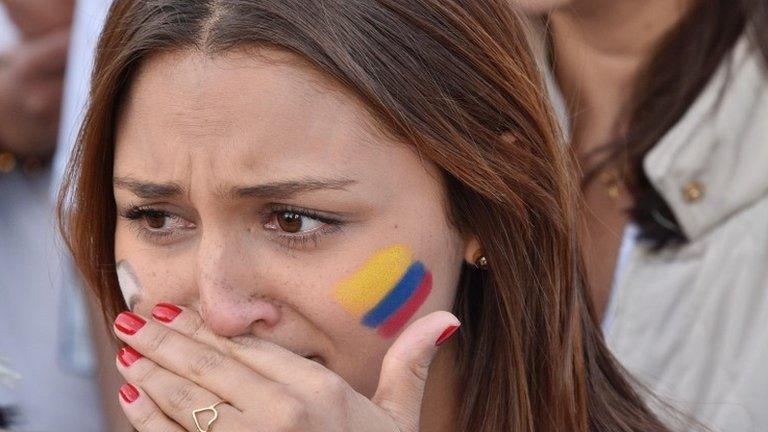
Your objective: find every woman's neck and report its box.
[549,0,694,155]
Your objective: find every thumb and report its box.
[372,311,461,432]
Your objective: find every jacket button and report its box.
[0,151,17,173]
[682,181,705,203]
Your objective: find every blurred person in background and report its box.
[0,0,105,429]
[516,0,768,430]
[53,0,132,428]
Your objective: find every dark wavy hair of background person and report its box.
[578,0,768,250]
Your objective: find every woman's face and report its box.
[113,48,473,396]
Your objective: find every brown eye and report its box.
[265,210,326,235]
[277,211,303,233]
[145,213,167,229]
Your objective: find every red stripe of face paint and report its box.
[377,271,433,338]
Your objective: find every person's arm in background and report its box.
[0,28,68,160]
[1,1,132,429]
[0,0,73,38]
[0,0,72,164]
[49,0,134,428]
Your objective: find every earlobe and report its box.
[462,236,484,267]
[463,236,489,269]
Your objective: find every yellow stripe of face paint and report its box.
[334,245,414,316]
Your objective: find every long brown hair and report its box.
[59,1,670,431]
[582,0,768,249]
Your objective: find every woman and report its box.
[59,1,673,431]
[518,0,768,430]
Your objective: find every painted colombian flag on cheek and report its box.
[334,245,433,338]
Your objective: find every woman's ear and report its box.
[463,235,483,267]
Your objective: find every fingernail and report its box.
[117,346,142,367]
[435,325,460,346]
[115,312,146,335]
[152,303,182,323]
[119,383,140,404]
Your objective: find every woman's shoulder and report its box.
[643,35,768,242]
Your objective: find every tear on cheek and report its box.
[334,245,433,338]
[116,260,144,311]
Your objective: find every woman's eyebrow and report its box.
[113,176,357,200]
[113,177,183,199]
[229,177,357,200]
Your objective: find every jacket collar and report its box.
[644,37,768,240]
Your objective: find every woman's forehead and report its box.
[116,51,373,179]
[112,48,438,200]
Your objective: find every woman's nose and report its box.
[195,235,282,338]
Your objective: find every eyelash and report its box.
[264,205,344,249]
[118,204,344,249]
[120,206,191,243]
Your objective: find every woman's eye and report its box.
[272,211,324,233]
[120,206,194,239]
[262,207,343,249]
[137,211,190,232]
[145,212,170,229]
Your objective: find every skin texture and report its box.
[112,48,476,431]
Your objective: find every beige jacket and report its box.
[601,37,768,432]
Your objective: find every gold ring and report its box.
[192,401,224,432]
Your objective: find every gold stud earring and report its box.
[473,250,489,269]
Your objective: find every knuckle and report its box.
[166,383,198,412]
[132,404,163,430]
[405,357,430,383]
[188,313,207,339]
[144,328,172,355]
[187,348,226,380]
[274,394,309,431]
[231,335,267,352]
[134,361,160,386]
[314,370,348,402]
[223,337,249,357]
[388,352,429,384]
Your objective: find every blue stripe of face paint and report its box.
[362,261,426,328]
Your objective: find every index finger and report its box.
[149,303,327,385]
[112,311,279,409]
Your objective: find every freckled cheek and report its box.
[114,260,195,315]
[281,272,356,329]
[135,271,194,313]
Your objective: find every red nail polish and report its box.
[119,383,140,404]
[117,346,142,367]
[115,312,146,335]
[435,325,460,346]
[152,303,182,323]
